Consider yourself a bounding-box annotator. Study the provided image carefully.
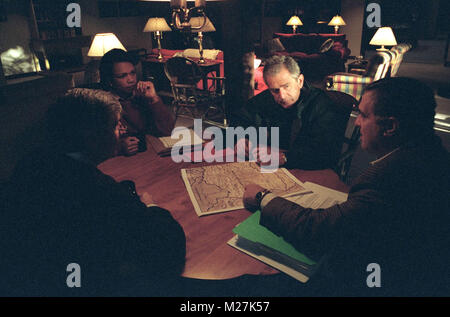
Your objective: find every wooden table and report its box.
[98,140,349,280]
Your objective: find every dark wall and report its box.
[361,0,448,53]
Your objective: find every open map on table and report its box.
[181,162,311,217]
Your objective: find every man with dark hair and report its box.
[100,48,176,156]
[1,89,186,296]
[243,77,450,296]
[234,55,349,170]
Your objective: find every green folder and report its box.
[232,211,316,266]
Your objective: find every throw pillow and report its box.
[318,38,334,53]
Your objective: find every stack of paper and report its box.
[147,129,204,156]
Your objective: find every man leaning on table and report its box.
[233,55,348,170]
[1,89,185,296]
[244,77,450,296]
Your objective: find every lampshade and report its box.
[286,15,303,26]
[87,33,126,57]
[190,17,216,32]
[143,17,172,32]
[370,27,397,47]
[254,58,262,69]
[328,15,346,26]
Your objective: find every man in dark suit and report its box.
[233,55,349,170]
[244,77,450,296]
[1,89,185,296]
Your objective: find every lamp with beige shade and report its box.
[286,15,303,34]
[328,15,346,34]
[190,16,216,64]
[369,27,397,51]
[87,33,127,57]
[143,17,172,60]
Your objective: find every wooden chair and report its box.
[164,57,226,126]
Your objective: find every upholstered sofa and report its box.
[325,50,392,101]
[270,33,351,82]
[325,43,411,101]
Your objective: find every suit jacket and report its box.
[260,134,450,296]
[234,87,349,170]
[1,150,186,296]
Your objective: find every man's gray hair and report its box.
[263,55,301,83]
[66,88,122,115]
[47,88,122,153]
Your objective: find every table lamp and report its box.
[143,17,172,60]
[87,33,126,57]
[254,58,262,69]
[328,15,346,34]
[369,27,397,51]
[190,16,216,64]
[286,15,303,34]
[85,33,127,84]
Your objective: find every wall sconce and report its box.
[286,15,303,34]
[171,0,207,31]
[190,16,215,63]
[143,17,172,60]
[328,15,346,34]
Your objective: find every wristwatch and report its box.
[255,189,272,206]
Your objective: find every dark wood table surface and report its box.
[98,138,349,280]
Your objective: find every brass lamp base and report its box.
[198,32,205,64]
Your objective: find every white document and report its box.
[159,129,203,148]
[285,182,348,209]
